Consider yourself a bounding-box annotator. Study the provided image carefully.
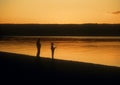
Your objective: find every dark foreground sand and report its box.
[0,51,120,84]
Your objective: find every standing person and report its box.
[51,42,56,60]
[36,38,41,58]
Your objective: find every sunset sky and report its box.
[0,0,120,24]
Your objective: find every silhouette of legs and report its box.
[36,46,40,58]
[36,39,41,58]
[51,42,56,60]
[51,49,54,60]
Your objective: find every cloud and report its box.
[112,11,120,14]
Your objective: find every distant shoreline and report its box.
[1,35,120,39]
[0,24,120,36]
[1,36,120,42]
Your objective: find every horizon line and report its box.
[0,23,120,25]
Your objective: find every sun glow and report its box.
[0,0,120,24]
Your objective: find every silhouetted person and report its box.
[36,38,41,58]
[51,42,56,60]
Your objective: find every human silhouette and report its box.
[51,42,56,60]
[36,38,41,58]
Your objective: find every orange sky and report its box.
[0,0,120,24]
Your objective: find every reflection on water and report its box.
[0,36,120,67]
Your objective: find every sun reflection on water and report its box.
[0,37,120,67]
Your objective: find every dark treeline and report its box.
[0,24,120,36]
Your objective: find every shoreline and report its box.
[1,35,120,39]
[0,51,120,76]
[0,51,120,84]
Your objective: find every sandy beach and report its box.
[0,51,120,84]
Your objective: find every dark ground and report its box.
[0,51,120,84]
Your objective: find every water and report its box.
[0,36,120,67]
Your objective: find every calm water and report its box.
[0,36,120,67]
